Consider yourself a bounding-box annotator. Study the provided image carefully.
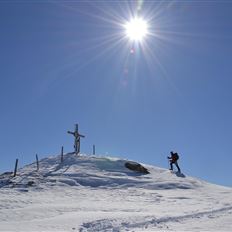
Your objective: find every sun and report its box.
[124,17,148,42]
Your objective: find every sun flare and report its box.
[124,17,148,42]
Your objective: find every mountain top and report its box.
[0,153,231,231]
[0,153,211,191]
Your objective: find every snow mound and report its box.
[1,153,204,190]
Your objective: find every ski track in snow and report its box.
[80,206,232,231]
[0,153,231,231]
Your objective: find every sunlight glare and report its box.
[124,17,148,42]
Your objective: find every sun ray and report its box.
[48,0,201,99]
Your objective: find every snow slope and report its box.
[0,153,231,231]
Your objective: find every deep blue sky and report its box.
[0,1,232,187]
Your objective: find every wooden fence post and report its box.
[61,146,64,163]
[36,154,39,171]
[93,144,95,155]
[13,159,18,177]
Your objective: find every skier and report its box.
[167,151,181,173]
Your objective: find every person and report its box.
[167,151,181,172]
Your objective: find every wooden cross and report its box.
[67,124,85,155]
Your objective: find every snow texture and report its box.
[0,153,231,231]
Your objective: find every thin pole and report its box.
[61,146,64,163]
[75,124,78,155]
[78,139,80,155]
[36,154,39,171]
[13,159,18,177]
[93,145,95,155]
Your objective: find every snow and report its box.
[0,153,231,231]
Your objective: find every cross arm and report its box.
[67,131,75,135]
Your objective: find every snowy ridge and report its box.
[0,153,231,231]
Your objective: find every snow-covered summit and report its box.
[1,153,208,190]
[0,153,231,231]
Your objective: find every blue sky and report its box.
[0,1,232,187]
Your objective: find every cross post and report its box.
[67,124,85,155]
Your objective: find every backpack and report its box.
[172,153,179,161]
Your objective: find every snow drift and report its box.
[0,153,231,231]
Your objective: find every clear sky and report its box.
[0,1,232,187]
